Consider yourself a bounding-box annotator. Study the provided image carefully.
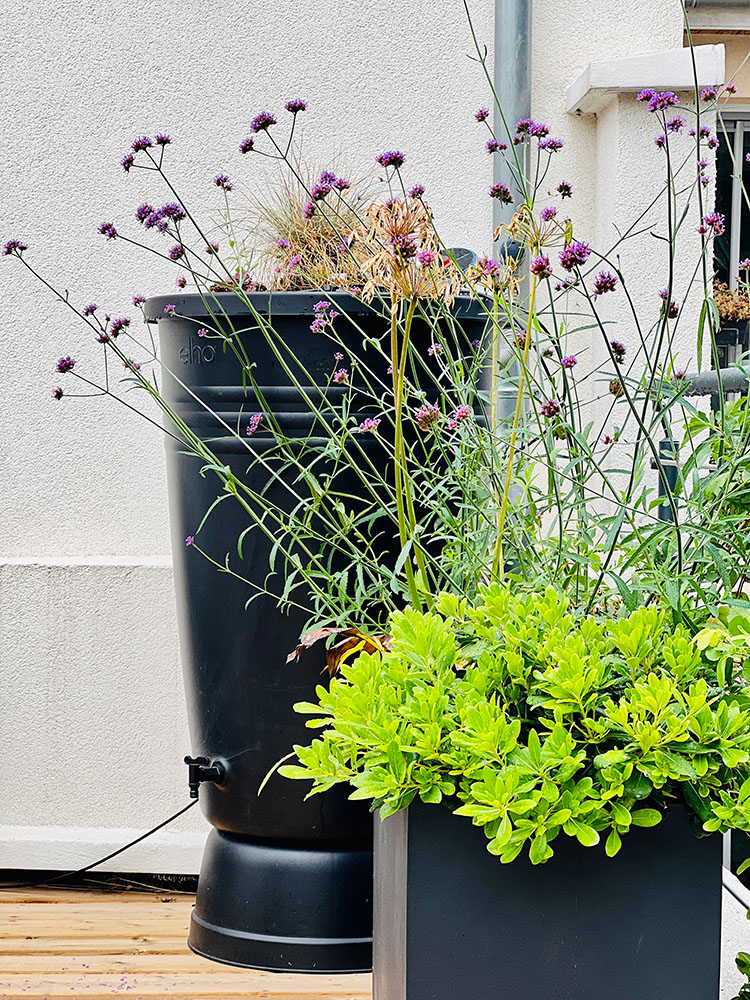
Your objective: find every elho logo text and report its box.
[180,338,216,364]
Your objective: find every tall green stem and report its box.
[493,274,538,579]
[391,297,424,610]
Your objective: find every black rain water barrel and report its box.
[144,290,488,973]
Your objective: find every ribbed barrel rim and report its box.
[143,290,489,323]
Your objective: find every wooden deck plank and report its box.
[0,888,372,999]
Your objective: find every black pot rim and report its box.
[143,289,488,323]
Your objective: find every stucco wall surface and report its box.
[0,0,493,868]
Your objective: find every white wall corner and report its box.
[567,44,725,116]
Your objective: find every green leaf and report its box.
[624,772,653,800]
[605,828,622,857]
[737,858,750,876]
[387,741,407,783]
[631,808,663,828]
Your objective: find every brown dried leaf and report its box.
[287,626,391,676]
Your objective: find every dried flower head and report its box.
[414,402,440,431]
[489,183,514,204]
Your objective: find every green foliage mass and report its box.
[281,586,750,864]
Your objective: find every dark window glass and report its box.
[714,128,734,284]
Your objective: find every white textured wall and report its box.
[0,0,493,870]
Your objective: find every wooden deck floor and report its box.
[0,888,372,999]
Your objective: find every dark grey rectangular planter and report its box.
[374,801,721,1000]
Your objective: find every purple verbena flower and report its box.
[658,289,680,318]
[197,328,208,337]
[52,386,63,400]
[214,174,233,191]
[251,111,276,132]
[246,412,263,436]
[418,249,436,266]
[176,276,187,289]
[666,115,685,133]
[358,417,381,433]
[376,150,406,169]
[239,137,255,154]
[409,184,425,198]
[302,201,315,219]
[540,206,557,222]
[311,183,331,201]
[319,170,337,185]
[110,316,131,337]
[333,177,351,190]
[123,358,141,371]
[489,183,513,204]
[56,356,76,373]
[561,355,577,369]
[164,304,176,316]
[185,535,194,546]
[427,343,443,356]
[276,239,290,248]
[701,87,718,102]
[333,368,349,385]
[143,211,163,230]
[474,107,489,122]
[131,136,153,152]
[205,242,219,254]
[82,303,98,316]
[121,153,135,173]
[132,295,147,306]
[515,118,534,134]
[646,91,679,112]
[739,259,750,270]
[540,399,561,418]
[480,257,502,276]
[169,244,185,261]
[486,139,507,153]
[285,98,307,114]
[727,82,738,95]
[538,137,564,152]
[334,352,344,360]
[557,180,573,199]
[288,253,302,268]
[154,133,171,145]
[310,318,327,333]
[98,222,117,239]
[530,254,552,279]
[698,212,725,237]
[636,89,656,103]
[3,238,28,255]
[135,202,154,224]
[654,134,666,150]
[529,122,550,137]
[558,241,591,271]
[314,300,330,313]
[593,270,618,296]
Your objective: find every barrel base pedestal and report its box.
[188,829,373,973]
